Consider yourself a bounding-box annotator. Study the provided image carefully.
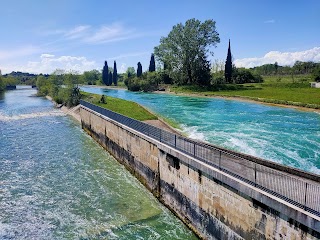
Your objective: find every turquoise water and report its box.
[0,88,197,239]
[81,87,320,174]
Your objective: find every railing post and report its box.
[174,135,177,148]
[160,129,162,142]
[254,163,257,187]
[304,182,308,210]
[194,143,196,156]
[219,150,222,170]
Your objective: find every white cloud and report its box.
[41,23,138,45]
[41,53,55,58]
[107,51,150,61]
[264,19,275,24]
[65,25,91,39]
[84,23,135,44]
[0,45,41,61]
[1,54,97,74]
[234,47,320,68]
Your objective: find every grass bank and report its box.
[170,75,320,109]
[81,91,157,121]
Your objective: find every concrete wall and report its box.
[80,106,320,240]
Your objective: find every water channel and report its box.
[81,86,320,174]
[0,88,197,239]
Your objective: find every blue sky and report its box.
[0,0,319,74]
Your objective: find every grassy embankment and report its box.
[81,91,157,121]
[171,75,320,109]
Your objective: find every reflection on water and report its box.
[81,86,320,174]
[0,89,197,239]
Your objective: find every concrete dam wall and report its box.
[80,101,320,239]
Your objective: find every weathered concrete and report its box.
[80,105,320,240]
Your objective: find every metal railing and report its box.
[80,100,320,217]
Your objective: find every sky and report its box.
[0,0,319,74]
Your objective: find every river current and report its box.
[0,88,197,239]
[81,86,320,174]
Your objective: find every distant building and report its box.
[310,82,320,88]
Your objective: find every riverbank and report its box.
[153,89,320,113]
[86,84,320,113]
[46,94,179,134]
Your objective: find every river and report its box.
[81,86,320,174]
[0,88,197,239]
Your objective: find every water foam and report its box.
[181,125,206,141]
[0,110,65,121]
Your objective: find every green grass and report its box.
[170,74,320,108]
[81,91,157,121]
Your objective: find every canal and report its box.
[0,88,197,239]
[81,86,320,174]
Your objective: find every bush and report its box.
[312,68,320,82]
[127,72,160,92]
[99,95,106,104]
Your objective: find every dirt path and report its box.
[143,119,181,135]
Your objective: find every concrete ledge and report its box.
[80,105,320,238]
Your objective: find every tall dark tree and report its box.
[102,61,109,85]
[149,54,156,72]
[224,39,232,83]
[113,61,118,86]
[108,71,113,85]
[137,62,142,77]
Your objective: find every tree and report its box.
[0,75,5,91]
[126,67,135,78]
[313,68,320,82]
[82,70,100,85]
[137,62,142,77]
[154,18,220,85]
[113,61,118,86]
[149,54,156,72]
[108,71,113,85]
[224,39,232,83]
[102,61,109,85]
[274,62,279,74]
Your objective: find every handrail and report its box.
[80,100,320,217]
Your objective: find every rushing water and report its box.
[0,88,197,239]
[81,86,320,174]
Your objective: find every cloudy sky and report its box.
[0,0,319,74]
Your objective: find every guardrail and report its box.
[80,100,320,217]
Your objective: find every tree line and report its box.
[250,61,320,76]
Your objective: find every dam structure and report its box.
[80,100,320,239]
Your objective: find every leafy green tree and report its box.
[313,68,320,82]
[149,54,156,72]
[126,67,135,78]
[232,68,263,84]
[82,70,100,85]
[0,75,5,91]
[137,62,142,77]
[224,39,232,83]
[113,61,118,86]
[154,18,220,85]
[102,61,109,85]
[124,67,135,86]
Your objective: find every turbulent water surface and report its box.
[81,86,320,174]
[0,88,197,239]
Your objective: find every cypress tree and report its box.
[108,71,113,85]
[113,61,118,86]
[137,62,142,77]
[149,54,156,72]
[224,39,233,83]
[102,61,109,85]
